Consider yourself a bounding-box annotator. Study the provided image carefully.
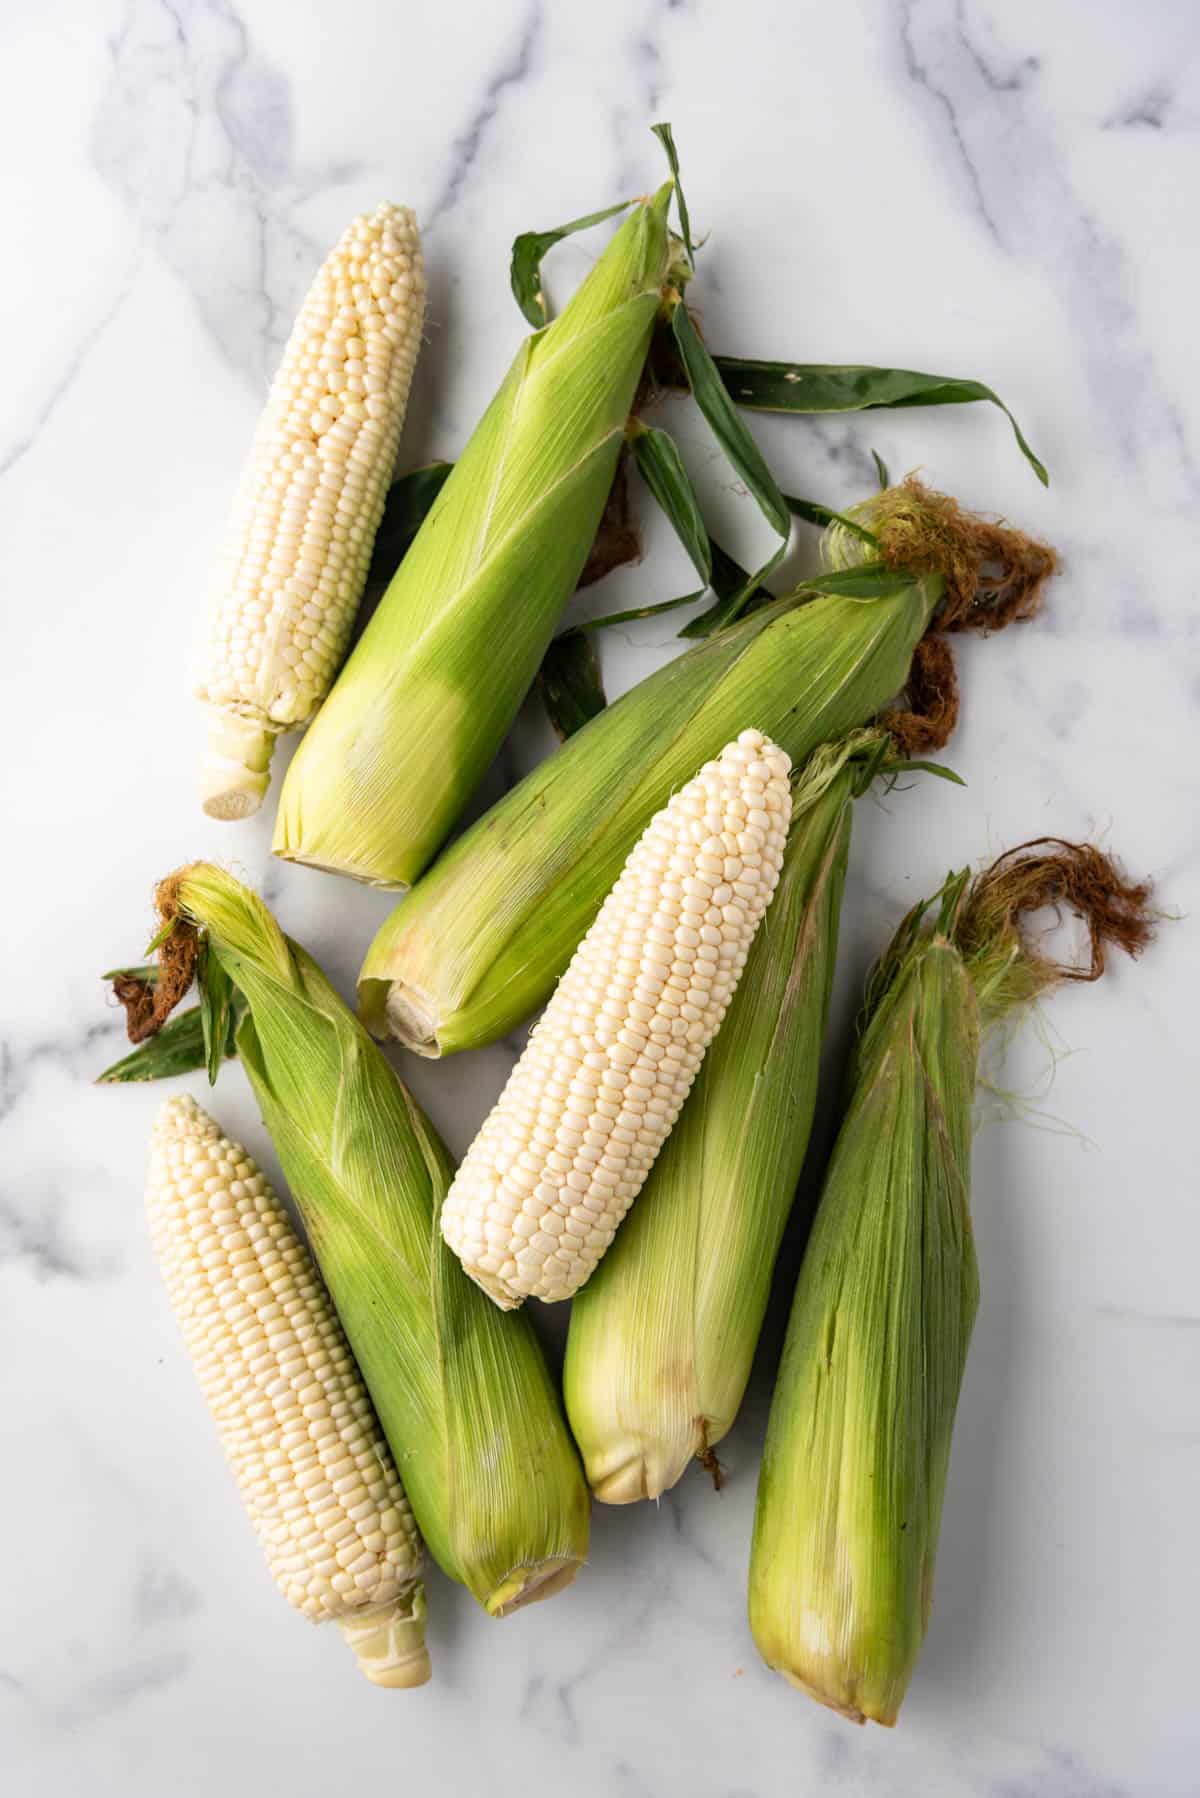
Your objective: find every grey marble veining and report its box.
[1,0,1197,1793]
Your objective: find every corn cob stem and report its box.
[440,731,791,1308]
[196,203,425,820]
[146,1094,429,1687]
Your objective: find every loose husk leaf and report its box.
[708,358,1047,485]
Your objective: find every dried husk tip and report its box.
[825,477,1059,756]
[825,475,1059,634]
[949,838,1155,1021]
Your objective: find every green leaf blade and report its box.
[671,305,791,536]
[630,424,712,583]
[650,122,695,267]
[711,358,1048,486]
[538,631,608,740]
[510,198,638,325]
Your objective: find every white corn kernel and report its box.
[440,733,791,1307]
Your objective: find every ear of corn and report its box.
[272,185,679,889]
[160,864,590,1616]
[748,842,1153,1725]
[360,575,941,1053]
[563,736,872,1502]
[146,1094,430,1687]
[440,731,792,1309]
[196,204,425,820]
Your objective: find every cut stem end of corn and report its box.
[199,710,276,820]
[485,1556,582,1618]
[336,1596,433,1689]
[376,980,439,1055]
[588,1451,661,1507]
[272,844,410,893]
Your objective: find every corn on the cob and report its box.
[749,841,1154,1726]
[147,1093,429,1687]
[564,736,875,1501]
[440,731,791,1309]
[272,184,680,888]
[196,204,425,820]
[132,864,590,1615]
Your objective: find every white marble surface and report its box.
[2,0,1197,1792]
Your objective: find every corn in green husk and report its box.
[749,840,1153,1725]
[360,480,1057,1055]
[273,185,680,890]
[145,863,590,1617]
[564,734,881,1502]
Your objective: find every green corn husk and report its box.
[748,841,1154,1726]
[360,577,936,1053]
[360,478,1056,1055]
[272,184,679,890]
[563,734,879,1502]
[145,863,590,1616]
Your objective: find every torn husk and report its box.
[749,841,1153,1726]
[359,478,1057,1056]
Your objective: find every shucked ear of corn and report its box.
[146,1095,430,1687]
[196,204,425,820]
[145,863,590,1617]
[440,731,792,1309]
[272,183,680,890]
[564,734,877,1502]
[748,841,1154,1727]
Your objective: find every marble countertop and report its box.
[3,1,1197,1793]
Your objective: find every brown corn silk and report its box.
[748,842,1152,1725]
